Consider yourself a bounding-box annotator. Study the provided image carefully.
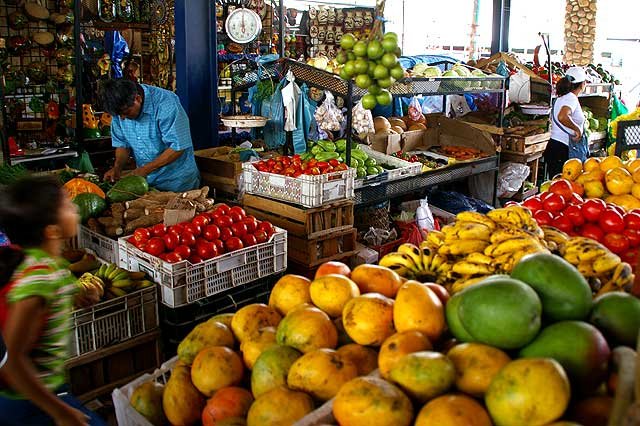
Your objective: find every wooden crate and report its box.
[288,229,357,267]
[243,194,354,239]
[196,147,244,195]
[501,132,550,155]
[66,330,161,403]
[288,252,355,280]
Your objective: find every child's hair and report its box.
[0,176,65,285]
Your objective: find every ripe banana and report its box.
[397,243,424,271]
[419,242,434,269]
[428,253,448,272]
[612,262,634,287]
[453,222,492,241]
[487,208,523,228]
[379,252,420,274]
[541,226,570,245]
[452,261,494,275]
[592,252,622,274]
[108,287,127,298]
[384,263,415,280]
[426,230,445,248]
[465,252,494,265]
[102,263,117,280]
[111,279,132,289]
[488,238,544,257]
[578,261,598,278]
[490,225,536,244]
[451,276,488,294]
[438,239,489,257]
[455,211,496,231]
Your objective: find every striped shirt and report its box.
[0,248,77,399]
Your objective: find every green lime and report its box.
[376,89,393,106]
[355,74,372,89]
[383,32,399,43]
[347,52,356,61]
[390,65,405,80]
[367,40,384,59]
[340,33,356,50]
[353,41,368,57]
[336,51,348,65]
[368,61,377,77]
[373,64,389,79]
[381,53,398,68]
[395,47,402,57]
[354,59,369,75]
[362,93,377,110]
[339,68,351,80]
[343,61,356,77]
[377,77,393,88]
[368,84,381,95]
[382,36,398,53]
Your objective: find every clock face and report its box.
[225,8,262,44]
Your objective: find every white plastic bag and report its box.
[352,100,374,134]
[509,70,531,104]
[497,162,531,198]
[281,70,301,132]
[314,92,344,133]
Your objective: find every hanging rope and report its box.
[368,0,387,40]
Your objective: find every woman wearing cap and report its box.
[544,66,590,179]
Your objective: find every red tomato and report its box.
[202,224,221,241]
[335,163,349,171]
[522,197,543,213]
[582,199,607,222]
[145,237,165,256]
[216,204,231,215]
[329,159,340,167]
[258,221,275,236]
[254,230,268,244]
[214,215,233,229]
[580,223,605,243]
[568,193,584,205]
[549,179,574,199]
[603,233,630,255]
[554,213,574,233]
[180,231,196,247]
[183,223,201,237]
[229,211,244,223]
[165,252,183,263]
[192,214,210,228]
[196,241,218,260]
[310,167,321,175]
[625,212,640,230]
[307,158,318,167]
[539,191,555,201]
[210,209,224,220]
[167,224,184,237]
[162,232,180,251]
[623,228,640,248]
[243,217,258,233]
[174,245,191,259]
[231,222,248,237]
[599,209,625,233]
[542,193,566,213]
[229,206,246,219]
[293,171,303,178]
[225,237,244,252]
[133,228,151,244]
[188,255,203,264]
[610,204,626,216]
[213,239,225,254]
[563,204,585,227]
[533,210,554,226]
[220,227,233,242]
[242,234,258,247]
[127,236,141,248]
[622,248,639,265]
[150,223,167,237]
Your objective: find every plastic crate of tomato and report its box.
[117,205,287,308]
[241,159,355,208]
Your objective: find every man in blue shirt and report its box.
[98,79,200,192]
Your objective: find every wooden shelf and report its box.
[84,21,151,31]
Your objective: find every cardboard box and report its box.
[366,132,402,155]
[401,115,497,157]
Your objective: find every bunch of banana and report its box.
[379,243,451,285]
[560,237,635,295]
[486,205,544,239]
[77,273,104,298]
[540,226,570,253]
[92,263,153,299]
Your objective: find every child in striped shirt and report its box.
[0,176,105,426]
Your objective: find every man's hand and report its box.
[104,167,121,183]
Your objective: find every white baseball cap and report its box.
[565,67,587,83]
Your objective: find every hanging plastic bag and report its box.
[281,70,300,132]
[509,70,531,104]
[262,79,286,149]
[407,96,423,122]
[67,151,95,174]
[497,162,530,198]
[352,100,374,135]
[104,31,129,78]
[291,84,317,154]
[314,92,344,137]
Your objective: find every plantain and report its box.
[439,239,489,257]
[397,243,425,272]
[592,252,622,274]
[110,269,130,282]
[455,211,496,231]
[111,279,132,289]
[102,263,117,280]
[68,255,101,276]
[128,271,146,280]
[138,280,155,288]
[452,261,494,275]
[94,264,108,280]
[108,287,127,298]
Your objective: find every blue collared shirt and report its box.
[110,84,200,192]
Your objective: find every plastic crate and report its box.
[78,225,119,264]
[118,229,287,308]
[361,146,422,180]
[112,356,178,426]
[241,163,355,208]
[69,286,158,359]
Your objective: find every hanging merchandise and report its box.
[281,70,301,132]
[98,0,117,23]
[293,84,318,153]
[314,92,344,138]
[104,31,130,78]
[352,100,374,135]
[262,79,286,149]
[509,70,531,105]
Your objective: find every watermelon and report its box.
[73,193,107,223]
[107,176,149,203]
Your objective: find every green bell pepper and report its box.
[315,152,340,162]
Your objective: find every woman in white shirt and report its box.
[544,67,590,179]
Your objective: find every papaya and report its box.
[129,382,166,426]
[178,321,235,365]
[350,264,403,298]
[378,330,432,380]
[246,386,314,426]
[268,274,312,316]
[201,387,253,426]
[251,345,301,398]
[107,175,149,203]
[239,326,277,369]
[590,292,640,347]
[309,274,360,317]
[231,304,282,343]
[288,349,359,401]
[191,347,244,397]
[333,376,413,426]
[336,344,378,376]
[163,363,205,426]
[511,253,593,321]
[275,304,337,353]
[334,317,354,346]
[388,351,456,403]
[342,293,395,346]
[393,281,445,342]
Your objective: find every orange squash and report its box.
[63,178,105,199]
